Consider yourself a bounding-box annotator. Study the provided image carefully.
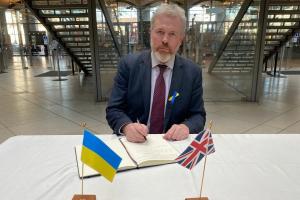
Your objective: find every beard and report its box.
[153,51,172,63]
[151,41,181,63]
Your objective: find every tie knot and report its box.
[157,64,167,69]
[157,64,167,73]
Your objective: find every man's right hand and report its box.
[122,122,148,143]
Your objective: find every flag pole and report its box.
[80,122,99,135]
[80,122,87,196]
[199,120,213,198]
[73,122,96,200]
[81,163,84,195]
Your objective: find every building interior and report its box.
[0,0,300,144]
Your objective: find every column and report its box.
[0,8,7,72]
[251,0,269,102]
[15,10,28,69]
[23,8,32,67]
[89,0,102,101]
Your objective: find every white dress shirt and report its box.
[147,51,175,126]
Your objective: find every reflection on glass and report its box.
[55,10,70,14]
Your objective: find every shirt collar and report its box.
[151,51,175,69]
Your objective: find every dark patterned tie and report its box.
[150,64,167,134]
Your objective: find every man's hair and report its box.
[150,3,186,35]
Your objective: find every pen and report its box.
[137,119,147,141]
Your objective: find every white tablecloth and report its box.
[0,134,299,200]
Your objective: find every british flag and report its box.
[176,129,215,170]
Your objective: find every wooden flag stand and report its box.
[73,194,96,200]
[72,163,96,200]
[185,121,213,200]
[73,123,96,200]
[185,156,209,200]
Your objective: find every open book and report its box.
[75,135,179,178]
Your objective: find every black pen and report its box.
[137,119,147,141]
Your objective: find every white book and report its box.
[75,135,179,178]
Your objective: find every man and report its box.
[106,3,206,143]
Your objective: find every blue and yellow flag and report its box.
[81,129,122,182]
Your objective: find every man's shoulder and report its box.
[175,54,202,72]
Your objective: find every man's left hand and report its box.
[164,124,189,141]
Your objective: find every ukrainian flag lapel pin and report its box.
[168,91,179,105]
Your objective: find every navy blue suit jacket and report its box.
[106,50,206,135]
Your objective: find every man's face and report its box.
[150,14,184,63]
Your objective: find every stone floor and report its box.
[0,56,299,143]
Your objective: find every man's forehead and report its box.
[152,15,182,29]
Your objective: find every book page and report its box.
[120,135,179,168]
[75,138,136,178]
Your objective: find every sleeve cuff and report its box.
[117,122,131,136]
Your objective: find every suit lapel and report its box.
[164,55,183,131]
[141,51,152,123]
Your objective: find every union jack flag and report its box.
[176,129,215,170]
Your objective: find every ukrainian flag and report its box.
[81,129,122,182]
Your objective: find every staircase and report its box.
[264,0,300,62]
[97,27,121,68]
[25,0,91,74]
[25,0,122,75]
[209,0,257,73]
[209,0,300,74]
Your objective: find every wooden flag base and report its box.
[185,197,209,200]
[72,194,96,200]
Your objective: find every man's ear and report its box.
[149,26,154,35]
[180,34,186,44]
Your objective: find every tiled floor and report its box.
[0,56,299,143]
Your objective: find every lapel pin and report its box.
[168,91,179,105]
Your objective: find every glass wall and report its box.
[210,1,259,99]
[5,10,47,56]
[0,8,9,72]
[185,1,241,66]
[95,2,137,99]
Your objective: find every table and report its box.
[0,134,300,200]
